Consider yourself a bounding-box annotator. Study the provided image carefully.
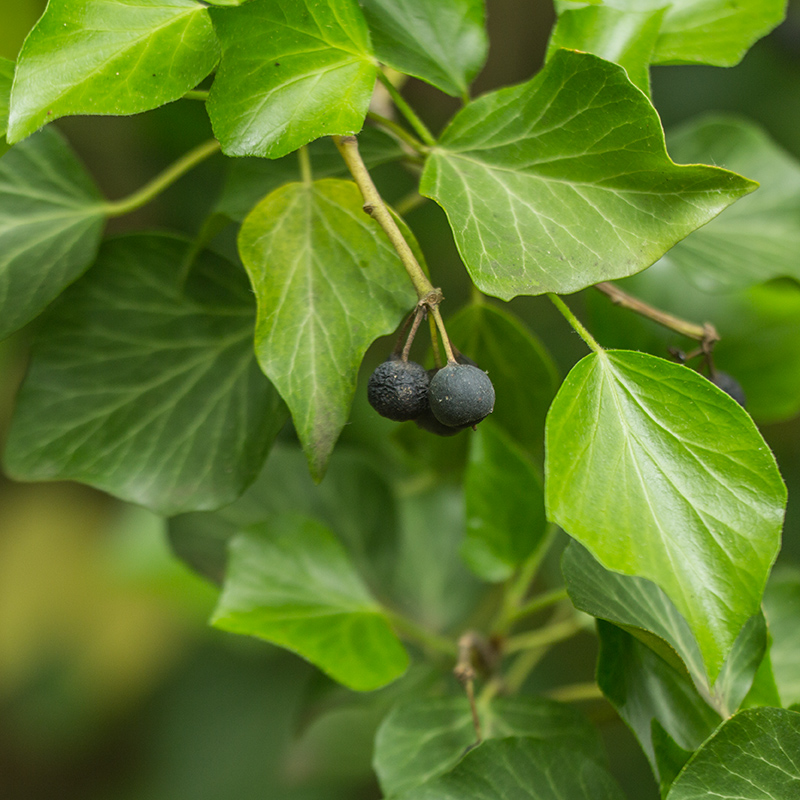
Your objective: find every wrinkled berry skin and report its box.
[368,358,430,421]
[711,371,746,408]
[428,363,495,428]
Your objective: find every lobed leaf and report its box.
[420,50,756,299]
[545,350,785,682]
[360,0,487,97]
[207,0,377,158]
[238,178,415,480]
[4,233,286,515]
[212,514,409,691]
[7,0,219,143]
[0,127,105,341]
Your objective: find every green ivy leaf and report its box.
[445,304,559,455]
[396,737,625,800]
[545,350,785,682]
[462,422,547,582]
[238,178,416,480]
[420,50,756,299]
[547,5,665,94]
[207,0,377,158]
[360,0,487,97]
[212,514,409,691]
[763,567,800,707]
[665,116,800,291]
[374,696,604,797]
[555,1,787,67]
[0,57,12,156]
[7,0,219,144]
[666,708,800,800]
[597,622,721,791]
[0,127,105,341]
[4,234,286,515]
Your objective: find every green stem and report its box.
[430,304,456,363]
[103,139,221,218]
[393,190,428,217]
[183,89,210,102]
[547,293,603,354]
[377,71,436,147]
[504,618,582,655]
[506,587,570,627]
[386,610,457,658]
[546,682,604,703]
[367,111,428,154]
[298,145,312,185]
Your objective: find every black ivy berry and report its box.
[711,371,746,408]
[428,363,495,428]
[367,358,430,421]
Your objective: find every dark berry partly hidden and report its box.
[428,363,495,428]
[368,358,430,421]
[711,371,746,407]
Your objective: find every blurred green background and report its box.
[1,1,799,798]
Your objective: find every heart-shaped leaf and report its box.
[545,350,785,682]
[207,0,377,158]
[7,0,219,143]
[212,514,409,691]
[238,178,416,480]
[360,0,487,97]
[4,233,286,515]
[0,127,105,340]
[420,50,756,299]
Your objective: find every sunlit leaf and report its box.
[420,50,755,299]
[212,514,409,691]
[546,350,785,681]
[7,0,219,143]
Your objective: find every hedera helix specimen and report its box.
[2,0,800,797]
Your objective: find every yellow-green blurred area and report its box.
[1,1,800,799]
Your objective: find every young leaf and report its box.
[0,127,105,341]
[7,0,219,143]
[0,57,12,157]
[462,422,547,582]
[238,178,416,480]
[211,514,409,691]
[445,304,559,455]
[374,696,604,797]
[545,350,785,682]
[207,0,377,158]
[666,116,800,291]
[420,50,756,299]
[666,707,800,800]
[395,737,626,800]
[547,5,666,94]
[360,0,487,97]
[4,234,286,515]
[763,567,800,707]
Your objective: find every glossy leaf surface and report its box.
[666,116,800,291]
[462,422,547,582]
[208,0,377,158]
[238,178,415,480]
[361,0,487,97]
[374,696,604,797]
[212,515,409,691]
[5,234,286,515]
[396,737,625,800]
[667,708,800,800]
[7,0,219,143]
[546,350,785,681]
[0,127,104,340]
[420,50,755,299]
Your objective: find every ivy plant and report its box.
[2,0,800,797]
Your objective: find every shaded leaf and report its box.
[5,234,286,515]
[361,0,487,97]
[207,0,377,158]
[462,421,547,582]
[238,178,415,480]
[0,57,12,157]
[212,514,409,691]
[545,350,785,681]
[666,707,800,800]
[396,737,625,800]
[763,567,800,707]
[7,0,219,143]
[420,50,755,299]
[0,127,105,340]
[374,696,604,797]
